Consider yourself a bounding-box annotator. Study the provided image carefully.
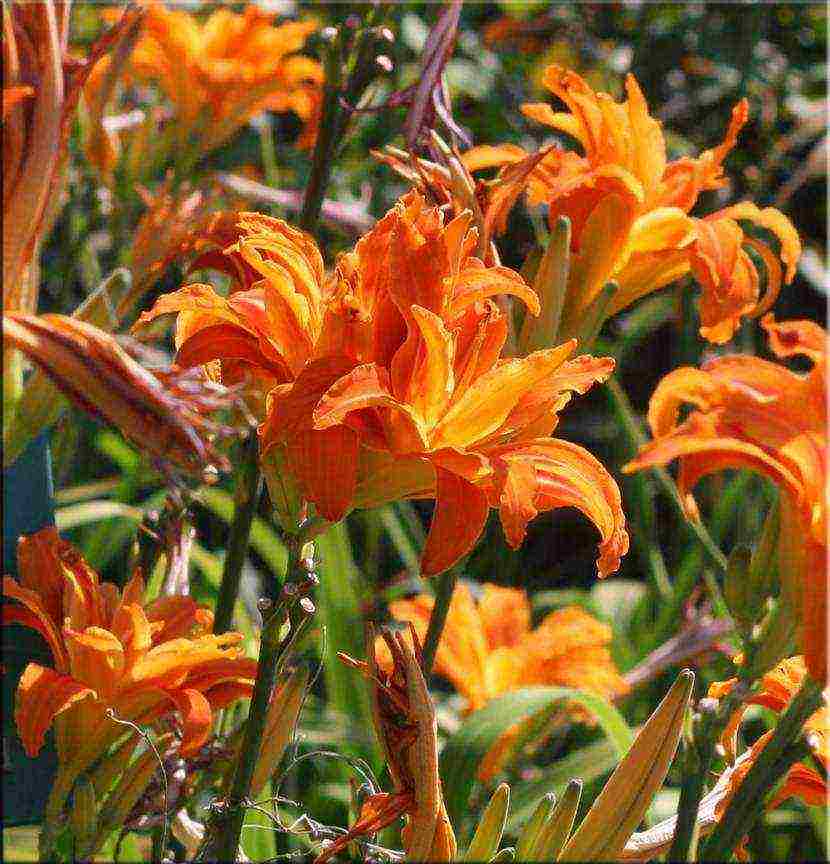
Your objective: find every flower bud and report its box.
[519,217,571,355]
[560,670,694,861]
[465,782,510,862]
[69,776,98,855]
[250,667,309,796]
[723,545,754,631]
[530,778,582,861]
[515,793,556,861]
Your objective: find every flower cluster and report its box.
[627,315,827,680]
[2,528,257,820]
[85,3,323,178]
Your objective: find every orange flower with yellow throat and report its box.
[462,64,801,344]
[138,193,629,577]
[85,3,323,176]
[377,582,628,780]
[2,528,257,823]
[625,316,827,681]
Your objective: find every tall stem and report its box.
[213,431,262,635]
[701,674,823,861]
[605,376,729,582]
[421,566,459,676]
[300,6,386,233]
[208,539,314,862]
[668,685,747,861]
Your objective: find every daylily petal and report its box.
[421,468,490,576]
[168,688,212,757]
[430,342,577,450]
[64,626,125,701]
[15,664,94,757]
[284,426,360,523]
[3,576,69,671]
[491,438,629,576]
[478,584,532,650]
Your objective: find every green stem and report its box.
[299,7,386,233]
[208,539,313,862]
[605,376,729,578]
[421,567,459,676]
[668,685,747,861]
[701,674,823,861]
[213,431,263,636]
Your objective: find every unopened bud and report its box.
[70,776,98,852]
[465,782,510,862]
[748,596,797,678]
[723,545,755,631]
[375,55,393,74]
[299,597,316,616]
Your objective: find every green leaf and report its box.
[441,686,634,829]
[377,504,421,573]
[314,521,373,737]
[507,739,620,831]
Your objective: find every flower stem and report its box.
[421,566,459,676]
[213,430,263,636]
[207,537,315,862]
[668,685,747,861]
[701,674,823,861]
[605,376,729,581]
[300,6,387,233]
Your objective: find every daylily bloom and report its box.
[379,582,628,714]
[316,626,457,863]
[625,315,827,680]
[139,194,629,576]
[2,0,139,310]
[708,656,828,860]
[378,582,628,780]
[84,3,323,179]
[460,64,801,343]
[2,528,257,823]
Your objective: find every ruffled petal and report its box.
[491,438,629,577]
[430,342,576,450]
[167,688,212,757]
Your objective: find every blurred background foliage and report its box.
[9,2,826,861]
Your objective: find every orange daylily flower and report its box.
[625,315,827,680]
[139,194,629,576]
[2,0,139,310]
[462,64,801,343]
[2,528,257,822]
[316,626,457,863]
[85,2,323,177]
[378,582,628,780]
[708,656,828,860]
[380,582,628,713]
